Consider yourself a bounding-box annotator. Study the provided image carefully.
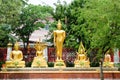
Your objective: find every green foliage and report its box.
[0,0,27,27]
[0,0,27,47]
[26,62,32,67]
[0,61,5,69]
[52,0,120,64]
[14,4,53,49]
[51,0,88,50]
[52,0,68,21]
[0,24,11,47]
[82,0,120,62]
[83,0,120,48]
[66,61,74,67]
[114,63,120,68]
[47,62,54,67]
[90,62,99,67]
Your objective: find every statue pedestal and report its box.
[54,59,66,68]
[103,62,114,68]
[74,60,90,68]
[31,57,48,68]
[5,61,25,68]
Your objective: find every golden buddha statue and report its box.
[31,41,48,68]
[74,41,90,68]
[5,42,25,68]
[103,49,114,68]
[53,20,66,68]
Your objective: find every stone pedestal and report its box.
[74,60,90,68]
[5,61,25,68]
[31,57,48,68]
[54,59,66,68]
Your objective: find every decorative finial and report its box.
[78,41,86,54]
[7,42,12,47]
[57,20,62,30]
[57,20,61,26]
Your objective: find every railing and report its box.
[0,47,76,63]
[48,47,76,63]
[0,48,7,61]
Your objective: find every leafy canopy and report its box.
[0,0,27,47]
[14,4,53,48]
[51,0,120,64]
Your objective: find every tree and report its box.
[0,0,28,47]
[14,4,53,50]
[51,0,68,21]
[49,0,70,46]
[52,0,120,64]
[52,0,120,79]
[81,0,120,59]
[0,24,11,47]
[51,0,88,50]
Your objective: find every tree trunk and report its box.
[100,61,104,80]
[23,41,27,54]
[100,52,104,80]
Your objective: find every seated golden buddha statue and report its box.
[74,41,90,68]
[5,42,25,68]
[103,49,114,68]
[31,41,48,68]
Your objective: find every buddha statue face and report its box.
[37,45,42,51]
[80,49,84,54]
[57,20,61,30]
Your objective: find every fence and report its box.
[0,47,76,63]
[48,47,76,62]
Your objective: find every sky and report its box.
[28,0,73,8]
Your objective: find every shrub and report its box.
[48,62,54,67]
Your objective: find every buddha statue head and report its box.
[35,41,40,50]
[14,41,20,50]
[57,20,62,30]
[37,45,42,51]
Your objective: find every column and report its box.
[6,42,12,61]
[43,46,48,61]
[114,48,119,63]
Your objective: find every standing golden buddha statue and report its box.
[31,41,48,68]
[53,20,66,68]
[74,41,90,68]
[5,41,25,68]
[103,49,114,68]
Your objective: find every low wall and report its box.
[0,68,120,79]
